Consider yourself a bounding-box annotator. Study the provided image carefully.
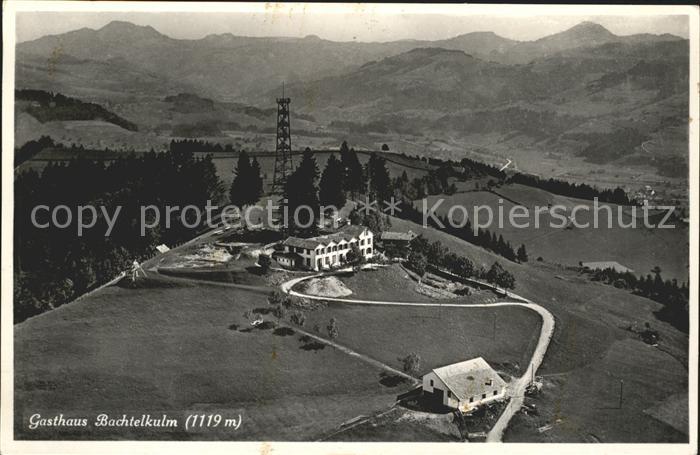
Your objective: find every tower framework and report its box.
[271,93,293,195]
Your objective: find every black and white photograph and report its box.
[1,2,698,453]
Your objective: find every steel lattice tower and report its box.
[271,86,293,195]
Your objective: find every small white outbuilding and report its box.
[422,357,507,413]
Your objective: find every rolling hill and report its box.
[500,21,683,64]
[14,20,690,189]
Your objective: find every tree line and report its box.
[392,151,634,206]
[230,141,387,236]
[405,235,516,290]
[585,265,689,333]
[396,200,528,264]
[14,139,224,323]
[16,89,138,132]
[507,173,634,205]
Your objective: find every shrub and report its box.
[290,311,306,327]
[272,304,286,319]
[407,251,428,278]
[399,352,421,376]
[327,318,339,340]
[258,254,271,273]
[268,290,287,306]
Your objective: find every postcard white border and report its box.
[2,2,698,455]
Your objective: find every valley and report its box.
[14,20,689,197]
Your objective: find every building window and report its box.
[430,380,434,386]
[447,391,452,398]
[493,390,498,396]
[469,397,474,403]
[367,248,372,254]
[482,394,486,399]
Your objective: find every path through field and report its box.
[280,271,555,442]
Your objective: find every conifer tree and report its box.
[516,244,529,263]
[319,154,346,209]
[229,150,252,207]
[367,152,391,202]
[284,148,320,235]
[250,156,264,202]
[340,142,364,198]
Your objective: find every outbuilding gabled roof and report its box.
[431,357,506,401]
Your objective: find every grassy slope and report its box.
[423,183,688,281]
[331,264,498,304]
[387,215,688,442]
[304,302,541,376]
[14,275,403,440]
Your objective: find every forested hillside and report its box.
[14,140,224,323]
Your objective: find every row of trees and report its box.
[507,173,633,205]
[397,152,635,206]
[397,200,528,263]
[405,235,516,290]
[16,89,138,131]
[391,166,458,201]
[586,265,689,333]
[267,290,339,339]
[265,142,391,236]
[14,139,225,323]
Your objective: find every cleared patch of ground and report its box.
[298,276,353,298]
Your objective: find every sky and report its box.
[15,6,690,43]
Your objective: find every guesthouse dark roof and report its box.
[283,225,371,250]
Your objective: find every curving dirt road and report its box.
[280,271,555,442]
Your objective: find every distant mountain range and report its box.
[16,20,684,101]
[14,20,689,178]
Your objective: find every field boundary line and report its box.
[280,269,554,442]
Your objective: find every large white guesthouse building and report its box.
[275,225,374,271]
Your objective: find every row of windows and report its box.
[468,391,500,402]
[289,237,373,256]
[316,237,372,255]
[446,390,499,401]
